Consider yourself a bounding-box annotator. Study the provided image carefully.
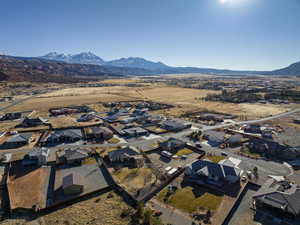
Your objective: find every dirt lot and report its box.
[112,167,156,194]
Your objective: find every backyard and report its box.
[157,185,223,213]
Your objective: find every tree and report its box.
[136,202,145,220]
[143,209,152,225]
[253,166,259,180]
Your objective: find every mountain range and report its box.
[0,52,299,82]
[40,52,300,76]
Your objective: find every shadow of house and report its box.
[1,132,33,149]
[40,129,83,146]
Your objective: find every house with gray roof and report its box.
[62,172,84,195]
[203,131,225,147]
[23,148,50,166]
[2,132,33,148]
[185,159,242,187]
[57,148,90,165]
[160,119,191,132]
[41,129,83,146]
[122,127,148,137]
[21,117,48,127]
[253,178,300,219]
[159,138,186,153]
[107,146,144,167]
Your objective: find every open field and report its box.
[2,83,298,123]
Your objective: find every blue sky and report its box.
[0,0,299,70]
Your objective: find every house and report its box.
[62,173,84,195]
[203,131,225,147]
[185,159,242,187]
[159,138,186,152]
[57,148,90,165]
[244,124,261,134]
[42,129,83,145]
[77,113,96,122]
[122,127,148,137]
[0,112,22,121]
[108,147,144,167]
[85,127,113,141]
[225,134,244,147]
[160,119,191,132]
[253,178,300,219]
[21,117,48,127]
[2,132,33,148]
[22,148,50,166]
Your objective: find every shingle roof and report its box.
[253,179,300,216]
[188,159,241,179]
[6,132,32,143]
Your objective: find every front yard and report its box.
[157,185,223,213]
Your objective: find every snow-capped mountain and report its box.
[41,52,105,65]
[40,52,171,70]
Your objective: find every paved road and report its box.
[197,108,300,131]
[0,96,35,112]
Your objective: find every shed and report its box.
[62,173,84,195]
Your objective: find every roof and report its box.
[187,159,242,179]
[253,178,300,216]
[108,147,140,161]
[123,127,148,135]
[61,148,89,161]
[219,157,241,168]
[62,172,84,189]
[205,131,225,143]
[28,148,50,158]
[6,132,32,143]
[160,138,186,150]
[227,134,243,144]
[47,129,83,140]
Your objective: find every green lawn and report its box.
[157,186,223,213]
[205,155,225,163]
[175,148,193,156]
[107,137,120,144]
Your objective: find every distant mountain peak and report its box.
[41,51,105,65]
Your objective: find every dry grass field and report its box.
[2,82,297,122]
[1,191,131,225]
[113,168,156,194]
